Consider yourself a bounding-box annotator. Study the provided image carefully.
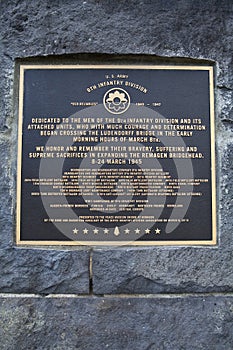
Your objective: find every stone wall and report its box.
[0,0,232,349]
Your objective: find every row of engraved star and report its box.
[72,228,161,235]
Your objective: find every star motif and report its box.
[135,228,140,234]
[73,228,78,234]
[93,228,99,234]
[83,228,88,234]
[145,228,150,234]
[124,228,130,234]
[155,228,161,234]
[104,228,109,234]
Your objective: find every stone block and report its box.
[92,246,233,294]
[0,295,232,349]
[0,248,90,294]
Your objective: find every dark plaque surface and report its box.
[16,64,216,246]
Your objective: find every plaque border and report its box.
[16,64,216,246]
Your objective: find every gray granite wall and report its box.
[0,0,232,349]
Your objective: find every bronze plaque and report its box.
[16,64,216,246]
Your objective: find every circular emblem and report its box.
[103,88,130,114]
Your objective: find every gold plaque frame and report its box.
[16,64,216,246]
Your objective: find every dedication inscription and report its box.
[16,64,216,245]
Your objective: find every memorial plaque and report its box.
[16,64,216,246]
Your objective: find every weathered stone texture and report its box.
[219,141,233,246]
[0,248,90,294]
[0,138,13,248]
[93,246,233,294]
[0,295,232,350]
